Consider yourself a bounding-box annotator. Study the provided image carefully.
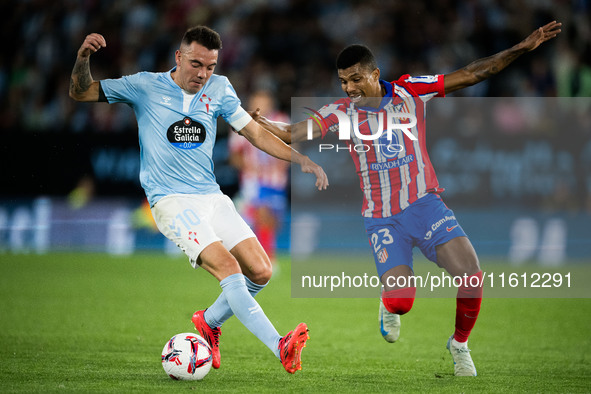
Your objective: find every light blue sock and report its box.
[204,276,266,328]
[218,273,281,357]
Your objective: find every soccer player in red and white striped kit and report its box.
[254,21,561,376]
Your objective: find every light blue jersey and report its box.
[100,68,251,206]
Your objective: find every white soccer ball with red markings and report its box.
[161,333,212,380]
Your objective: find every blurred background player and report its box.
[254,21,562,377]
[228,90,290,264]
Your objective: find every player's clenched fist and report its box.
[78,33,107,58]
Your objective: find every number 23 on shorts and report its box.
[370,228,394,253]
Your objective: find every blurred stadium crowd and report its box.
[0,0,590,256]
[1,0,590,134]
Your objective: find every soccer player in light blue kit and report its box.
[70,26,328,374]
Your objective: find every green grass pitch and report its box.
[0,253,589,393]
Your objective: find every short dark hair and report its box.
[182,26,222,50]
[336,44,377,71]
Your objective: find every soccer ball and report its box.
[161,333,212,381]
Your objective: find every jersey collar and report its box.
[356,80,394,111]
[167,67,180,89]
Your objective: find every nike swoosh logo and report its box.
[446,225,459,232]
[380,315,390,336]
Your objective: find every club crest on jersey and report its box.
[377,248,389,263]
[199,94,212,113]
[376,125,401,159]
[167,117,206,150]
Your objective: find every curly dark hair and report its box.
[336,44,377,71]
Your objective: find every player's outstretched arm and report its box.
[444,21,562,94]
[249,108,293,143]
[69,33,107,102]
[250,108,321,143]
[239,119,329,190]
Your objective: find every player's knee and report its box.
[215,256,242,278]
[383,296,414,315]
[245,258,273,285]
[453,258,480,278]
[437,237,481,277]
[466,258,481,276]
[382,287,416,315]
[251,266,272,285]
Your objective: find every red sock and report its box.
[382,287,416,315]
[454,271,483,343]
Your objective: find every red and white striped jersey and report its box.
[315,74,445,218]
[229,110,290,191]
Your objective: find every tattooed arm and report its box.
[69,33,107,102]
[444,21,561,94]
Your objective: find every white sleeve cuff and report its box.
[228,106,252,132]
